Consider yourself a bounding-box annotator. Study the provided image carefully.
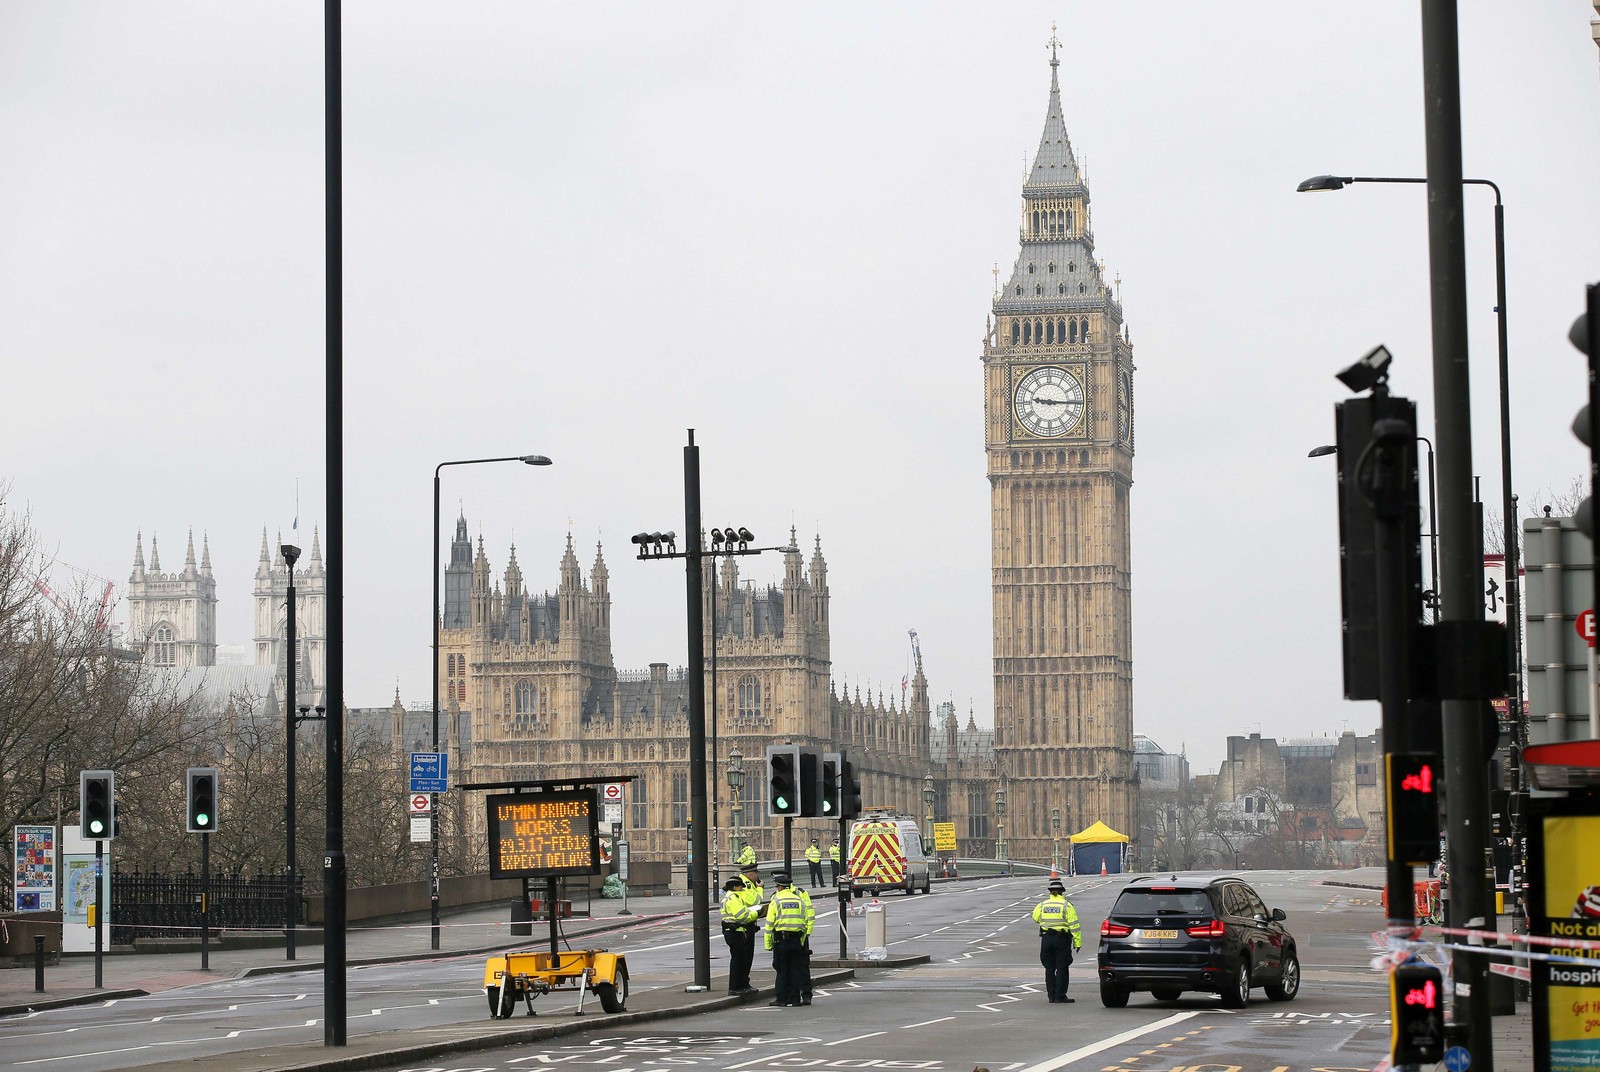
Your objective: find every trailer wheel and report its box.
[596,963,629,1013]
[487,983,515,1019]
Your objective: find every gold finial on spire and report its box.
[1048,22,1061,66]
[992,261,1000,297]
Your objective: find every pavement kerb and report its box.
[1321,880,1384,891]
[124,968,857,1072]
[0,988,148,1015]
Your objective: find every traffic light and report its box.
[186,766,219,833]
[1331,392,1425,701]
[766,744,801,817]
[840,758,863,820]
[798,746,823,817]
[1385,753,1440,866]
[79,770,115,840]
[820,752,842,818]
[1570,305,1597,538]
[1390,961,1445,1065]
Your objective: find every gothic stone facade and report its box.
[985,44,1138,850]
[126,527,326,702]
[436,519,981,862]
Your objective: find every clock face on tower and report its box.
[1013,365,1086,438]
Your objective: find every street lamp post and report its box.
[994,785,1007,867]
[1301,171,1507,1062]
[1299,174,1521,725]
[432,454,551,951]
[727,747,744,872]
[281,543,300,961]
[1051,807,1061,873]
[922,773,936,852]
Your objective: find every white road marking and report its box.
[826,1031,886,1046]
[727,1050,800,1069]
[901,1016,954,1029]
[1015,1011,1200,1072]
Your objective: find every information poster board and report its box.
[485,788,600,879]
[12,825,56,911]
[59,828,110,955]
[1530,799,1600,1072]
[933,822,957,854]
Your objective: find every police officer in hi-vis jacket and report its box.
[1031,878,1082,1003]
[763,873,812,1006]
[720,876,760,994]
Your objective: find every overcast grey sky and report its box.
[4,3,1597,775]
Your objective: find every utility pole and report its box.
[1420,3,1495,1066]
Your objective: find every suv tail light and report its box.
[1185,919,1226,938]
[1101,920,1132,937]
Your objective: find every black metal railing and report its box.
[110,869,303,945]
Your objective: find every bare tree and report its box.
[1484,475,1587,555]
[0,490,210,904]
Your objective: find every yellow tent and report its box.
[1068,820,1130,844]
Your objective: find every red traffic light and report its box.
[1398,764,1435,794]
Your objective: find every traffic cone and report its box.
[1050,867,1059,880]
[1100,858,1107,876]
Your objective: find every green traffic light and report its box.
[88,819,104,835]
[822,801,833,813]
[196,813,210,827]
[774,795,789,810]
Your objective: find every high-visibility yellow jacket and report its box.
[828,844,840,863]
[739,874,764,909]
[722,887,760,927]
[737,844,757,867]
[805,844,822,864]
[1031,894,1082,950]
[764,887,811,950]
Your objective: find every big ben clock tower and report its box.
[985,35,1136,860]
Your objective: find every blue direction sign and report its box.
[409,752,448,793]
[1443,1045,1471,1072]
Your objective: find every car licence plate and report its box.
[1141,929,1180,939]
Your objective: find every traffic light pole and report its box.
[93,840,103,989]
[1370,410,1417,932]
[837,813,848,959]
[200,832,210,972]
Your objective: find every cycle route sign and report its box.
[409,752,448,793]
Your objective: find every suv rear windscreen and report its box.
[1113,890,1212,916]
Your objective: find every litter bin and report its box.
[510,898,532,937]
[863,898,887,961]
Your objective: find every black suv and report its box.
[1096,875,1299,1008]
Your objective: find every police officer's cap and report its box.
[724,877,743,891]
[1048,879,1065,891]
[740,861,759,873]
[773,871,792,885]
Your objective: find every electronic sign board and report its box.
[485,788,601,879]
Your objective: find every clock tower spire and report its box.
[984,40,1137,859]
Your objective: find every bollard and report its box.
[33,935,45,993]
[863,898,887,961]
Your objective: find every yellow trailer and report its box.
[483,948,629,1018]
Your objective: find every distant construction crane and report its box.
[29,564,117,637]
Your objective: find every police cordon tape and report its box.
[1370,929,1600,971]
